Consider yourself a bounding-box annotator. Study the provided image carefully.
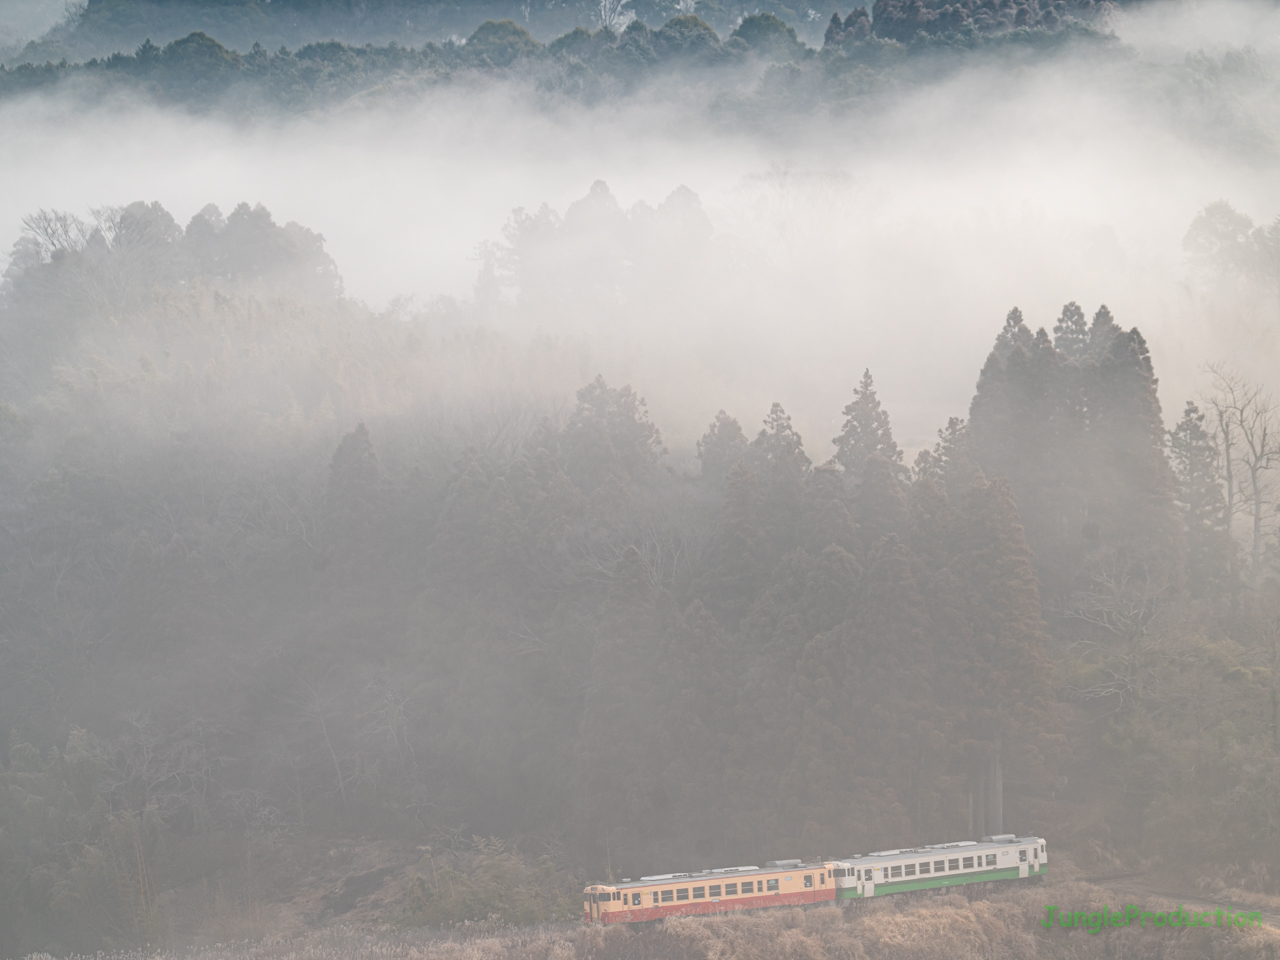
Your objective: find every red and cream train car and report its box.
[583,859,840,924]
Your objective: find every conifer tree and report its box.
[1169,401,1235,597]
[855,455,910,546]
[700,459,762,625]
[748,402,811,559]
[562,375,664,489]
[823,11,844,45]
[969,303,1183,596]
[831,369,902,476]
[992,306,1033,360]
[844,6,871,38]
[326,422,379,512]
[1052,301,1089,357]
[912,416,984,501]
[696,410,748,487]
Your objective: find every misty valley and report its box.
[3,1,1280,959]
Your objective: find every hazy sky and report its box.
[0,0,63,48]
[3,0,1279,459]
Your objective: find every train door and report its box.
[590,893,600,922]
[863,868,874,897]
[1017,849,1029,879]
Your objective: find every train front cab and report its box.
[834,836,1048,898]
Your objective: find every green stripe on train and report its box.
[836,864,1047,898]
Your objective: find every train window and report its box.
[1041,845,1046,855]
[948,859,960,871]
[590,894,598,903]
[1019,849,1027,863]
[890,865,901,878]
[833,869,846,878]
[986,855,996,866]
[747,881,758,893]
[725,883,737,895]
[661,890,674,903]
[803,875,813,888]
[962,857,973,869]
[820,873,825,884]
[676,888,689,901]
[709,885,721,897]
[692,887,705,899]
[766,879,779,892]
[904,864,916,876]
[1033,848,1038,859]
[934,861,945,872]
[632,893,641,906]
[919,862,930,874]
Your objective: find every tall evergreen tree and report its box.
[969,303,1183,596]
[697,410,748,487]
[1169,401,1235,597]
[1052,301,1089,358]
[326,422,379,511]
[831,369,901,476]
[912,416,984,501]
[562,375,664,488]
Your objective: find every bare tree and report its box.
[1206,365,1280,588]
[1062,549,1172,643]
[293,671,350,807]
[20,209,91,259]
[598,0,636,32]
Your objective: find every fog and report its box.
[3,2,1278,456]
[0,0,64,50]
[3,3,1280,953]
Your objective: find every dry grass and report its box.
[24,883,1280,960]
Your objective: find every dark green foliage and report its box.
[831,368,902,478]
[464,19,543,67]
[0,9,1135,118]
[696,410,748,487]
[1184,200,1280,310]
[868,0,1106,40]
[1169,401,1235,598]
[563,375,665,485]
[653,15,721,61]
[968,302,1183,597]
[1,192,1277,955]
[326,422,380,516]
[913,416,983,502]
[730,13,805,60]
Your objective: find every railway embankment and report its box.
[30,881,1279,960]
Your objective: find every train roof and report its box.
[584,836,1045,890]
[586,860,833,890]
[839,835,1044,861]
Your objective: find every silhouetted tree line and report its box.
[0,195,1279,957]
[1,10,1120,113]
[11,0,1136,70]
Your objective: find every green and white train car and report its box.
[833,834,1047,898]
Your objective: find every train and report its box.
[583,833,1047,924]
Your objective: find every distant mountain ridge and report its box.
[7,0,1119,68]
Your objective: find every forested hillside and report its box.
[7,0,1122,69]
[1,189,1278,956]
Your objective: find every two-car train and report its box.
[583,833,1047,924]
